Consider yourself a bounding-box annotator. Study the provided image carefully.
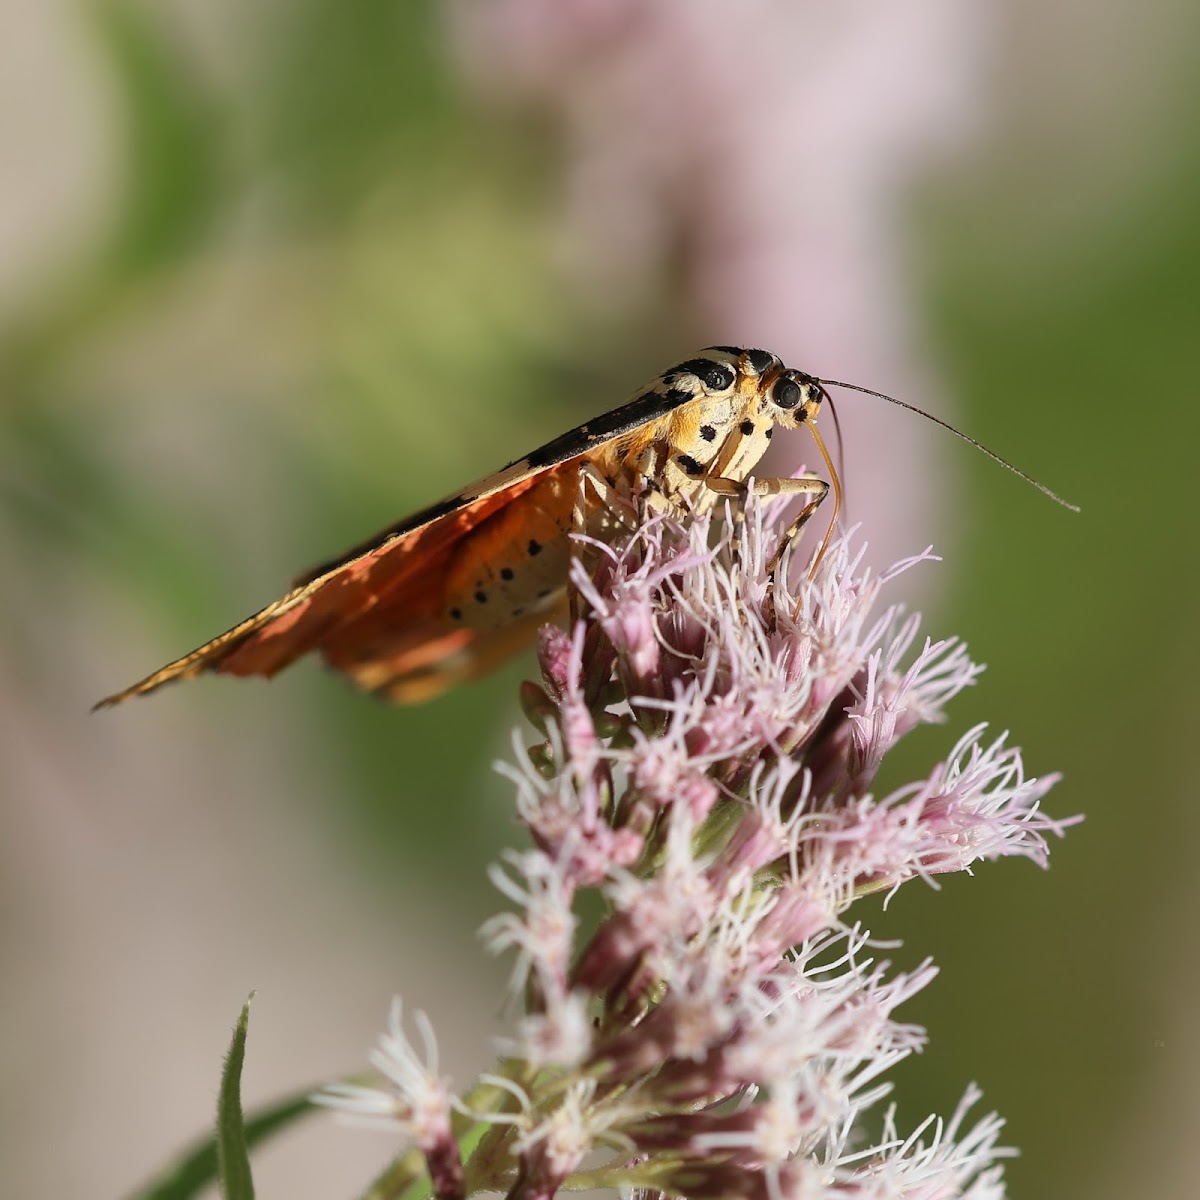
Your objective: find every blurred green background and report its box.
[2,2,1197,1197]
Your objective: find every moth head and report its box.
[764,368,825,429]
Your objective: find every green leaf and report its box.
[127,1082,319,1200]
[126,988,350,1200]
[217,993,257,1200]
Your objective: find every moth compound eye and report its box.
[771,377,803,410]
[703,363,735,392]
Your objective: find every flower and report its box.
[315,1000,464,1198]
[322,494,1075,1199]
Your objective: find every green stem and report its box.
[357,1149,426,1200]
[460,1060,536,1193]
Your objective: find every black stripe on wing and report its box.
[523,387,693,468]
[294,383,697,586]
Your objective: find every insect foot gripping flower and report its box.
[318,495,1077,1200]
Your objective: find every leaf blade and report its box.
[128,1085,318,1200]
[216,993,257,1200]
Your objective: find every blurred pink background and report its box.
[2,2,1197,1197]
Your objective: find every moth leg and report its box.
[570,461,625,624]
[701,475,828,558]
[702,474,830,618]
[580,461,641,534]
[765,481,830,580]
[701,474,828,503]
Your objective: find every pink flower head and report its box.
[324,494,1074,1200]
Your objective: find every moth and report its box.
[95,346,1073,708]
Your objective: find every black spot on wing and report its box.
[528,539,543,557]
[740,419,755,436]
[677,454,705,477]
[703,346,778,376]
[745,349,778,376]
[666,358,735,393]
[669,357,721,381]
[523,387,696,469]
[700,424,717,442]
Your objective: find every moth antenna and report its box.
[805,417,842,580]
[824,390,848,516]
[818,378,1081,512]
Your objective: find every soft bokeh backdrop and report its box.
[2,1,1197,1197]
